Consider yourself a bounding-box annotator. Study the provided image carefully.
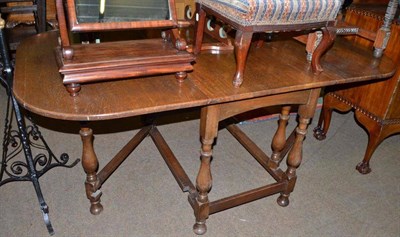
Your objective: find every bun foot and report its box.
[356,162,371,175]
[90,202,103,215]
[277,194,289,207]
[193,221,207,235]
[65,83,81,97]
[175,71,187,82]
[313,126,326,140]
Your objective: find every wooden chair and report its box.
[193,0,344,87]
[335,0,399,58]
[0,0,46,50]
[313,1,400,174]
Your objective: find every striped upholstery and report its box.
[196,0,343,26]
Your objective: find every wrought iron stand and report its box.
[0,17,79,235]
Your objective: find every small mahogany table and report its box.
[12,30,395,234]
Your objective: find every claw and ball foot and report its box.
[356,162,371,174]
[313,126,326,140]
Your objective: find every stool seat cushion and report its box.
[197,0,343,26]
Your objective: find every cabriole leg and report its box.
[233,30,253,87]
[311,27,336,74]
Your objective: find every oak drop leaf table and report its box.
[12,30,395,234]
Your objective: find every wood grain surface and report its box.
[13,30,395,121]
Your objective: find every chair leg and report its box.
[233,30,253,87]
[311,27,336,74]
[313,93,352,140]
[38,0,47,32]
[313,94,335,140]
[354,109,384,174]
[356,131,381,175]
[353,110,386,175]
[373,0,398,58]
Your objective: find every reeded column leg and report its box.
[193,106,219,235]
[277,117,309,207]
[270,106,291,169]
[80,127,103,215]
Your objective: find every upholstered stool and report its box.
[194,0,344,87]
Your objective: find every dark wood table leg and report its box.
[193,106,219,235]
[270,106,292,169]
[277,89,320,206]
[277,116,309,206]
[79,127,103,215]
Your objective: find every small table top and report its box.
[13,30,395,121]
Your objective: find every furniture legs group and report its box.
[79,88,321,235]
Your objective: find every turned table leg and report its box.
[278,89,320,206]
[80,127,103,215]
[277,117,309,207]
[193,106,219,235]
[270,106,291,169]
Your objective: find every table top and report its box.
[13,30,395,121]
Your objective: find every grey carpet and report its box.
[0,87,399,237]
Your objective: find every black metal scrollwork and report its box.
[1,108,80,186]
[0,21,79,235]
